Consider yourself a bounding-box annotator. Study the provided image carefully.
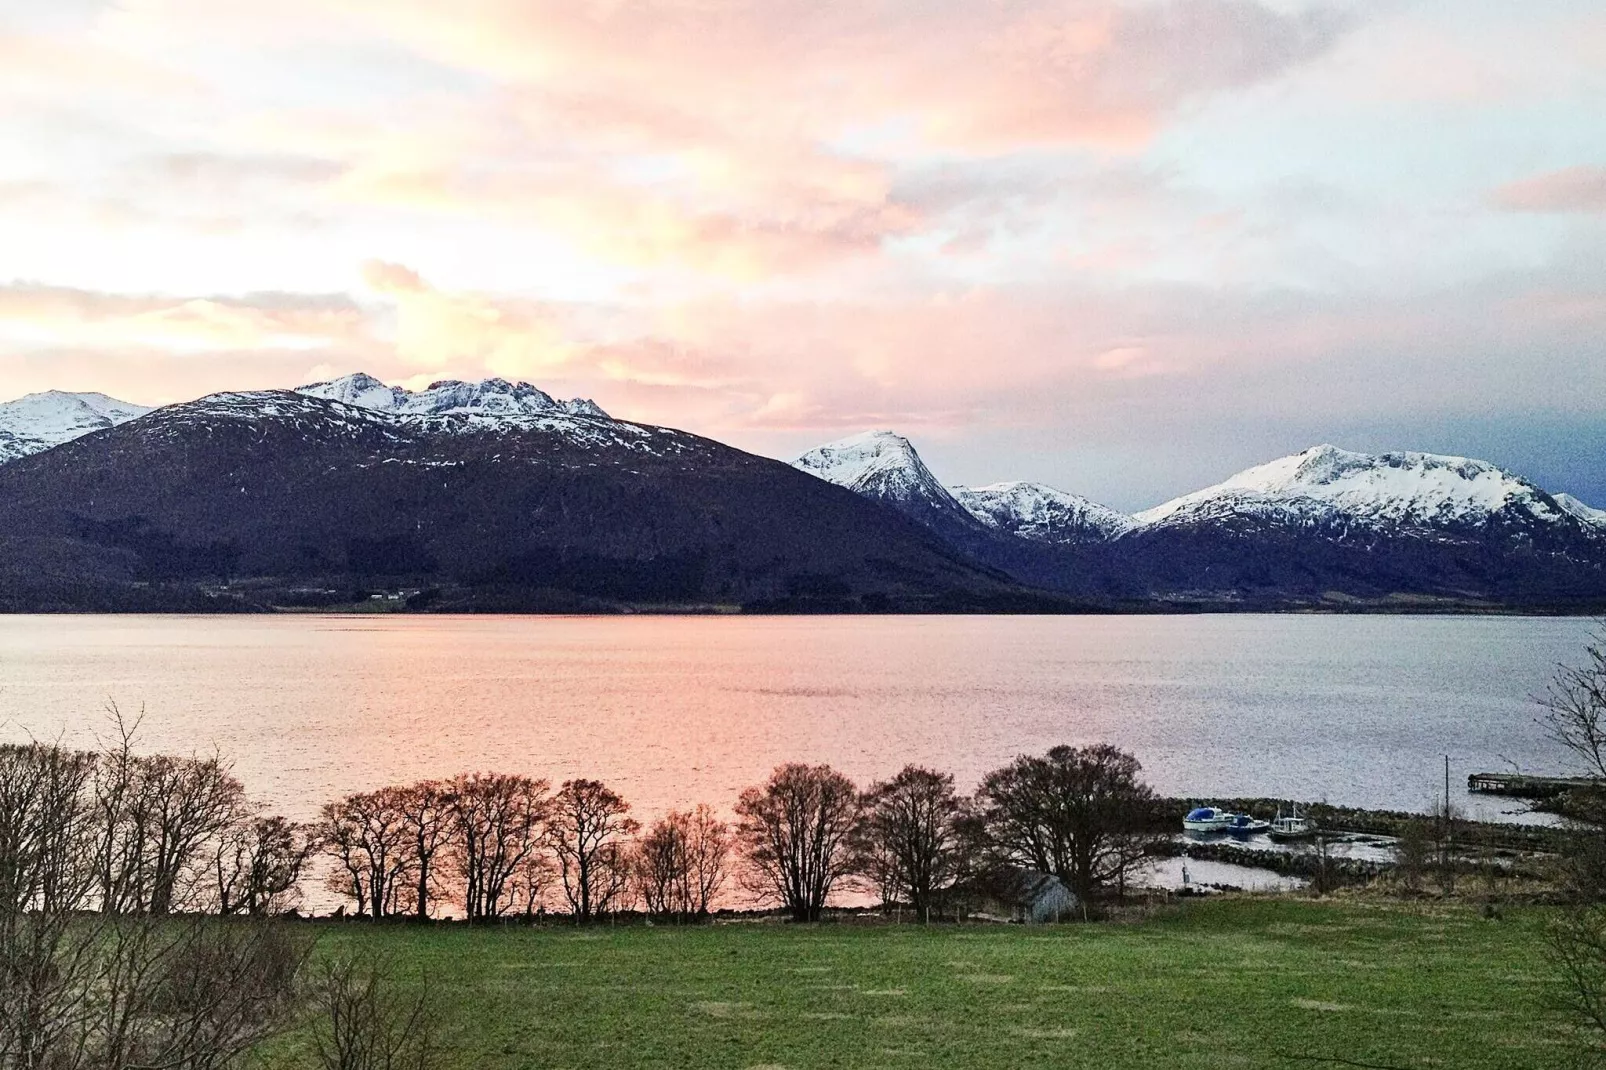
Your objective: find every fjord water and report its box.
[0,614,1592,822]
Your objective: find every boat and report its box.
[1183,806,1232,832]
[1225,813,1271,836]
[1267,806,1318,841]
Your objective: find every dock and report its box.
[1467,772,1603,798]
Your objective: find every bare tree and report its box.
[507,851,556,919]
[396,782,452,921]
[1,740,313,1070]
[92,916,312,1070]
[975,744,1167,905]
[1542,633,1606,782]
[634,805,731,922]
[734,764,860,923]
[448,774,551,921]
[311,951,441,1070]
[857,766,970,923]
[92,717,247,916]
[551,780,638,921]
[1538,629,1606,1065]
[0,742,103,1069]
[213,814,316,916]
[320,788,413,920]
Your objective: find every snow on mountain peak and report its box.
[296,373,610,421]
[791,430,986,530]
[793,431,925,490]
[952,481,1137,543]
[0,390,153,464]
[1135,444,1571,531]
[1557,493,1606,529]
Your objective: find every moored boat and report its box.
[1268,806,1318,841]
[1225,813,1271,836]
[1183,806,1232,832]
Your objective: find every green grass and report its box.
[268,899,1570,1070]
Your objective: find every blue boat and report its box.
[1225,813,1271,836]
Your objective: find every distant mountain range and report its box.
[0,377,1602,612]
[792,431,1606,609]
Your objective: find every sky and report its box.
[1,0,1603,510]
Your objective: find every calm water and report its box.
[0,614,1594,823]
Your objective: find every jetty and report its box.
[1467,772,1603,798]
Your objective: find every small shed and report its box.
[963,868,1080,924]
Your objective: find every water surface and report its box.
[0,614,1593,823]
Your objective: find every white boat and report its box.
[1183,806,1232,832]
[1268,806,1318,841]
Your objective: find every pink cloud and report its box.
[1492,166,1606,214]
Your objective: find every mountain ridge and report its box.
[0,376,1602,611]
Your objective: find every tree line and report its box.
[316,743,1172,924]
[0,721,1167,1068]
[0,725,1170,929]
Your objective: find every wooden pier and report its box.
[1467,772,1603,798]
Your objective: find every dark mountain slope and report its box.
[0,392,1040,612]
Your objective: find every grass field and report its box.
[268,898,1569,1070]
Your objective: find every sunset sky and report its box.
[2,0,1603,509]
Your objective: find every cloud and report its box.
[358,261,578,374]
[0,283,370,352]
[1492,166,1606,214]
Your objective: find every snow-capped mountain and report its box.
[1134,444,1589,537]
[0,389,1013,613]
[952,482,1136,544]
[297,372,609,420]
[139,388,682,456]
[0,390,152,465]
[792,431,986,534]
[1557,493,1606,530]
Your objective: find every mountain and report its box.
[1134,444,1582,536]
[791,431,987,538]
[952,482,1137,544]
[0,387,1037,613]
[1115,445,1606,605]
[792,433,1606,608]
[0,390,152,465]
[297,372,609,420]
[1557,493,1606,530]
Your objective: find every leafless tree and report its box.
[213,814,316,916]
[551,780,638,921]
[311,951,441,1070]
[93,717,247,916]
[0,741,103,1069]
[1,740,313,1070]
[857,766,970,923]
[320,788,413,920]
[634,805,731,921]
[448,774,551,921]
[396,782,452,921]
[975,744,1168,905]
[734,763,860,923]
[1538,629,1606,1065]
[1542,632,1606,782]
[506,851,556,919]
[91,916,312,1070]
